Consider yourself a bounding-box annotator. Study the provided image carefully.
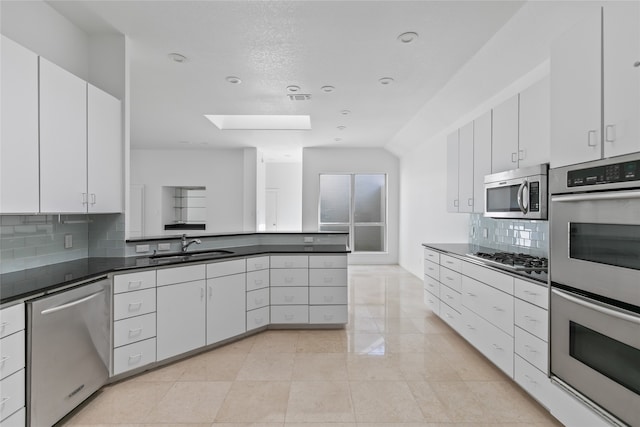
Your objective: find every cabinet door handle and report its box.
[208,286,213,299]
[605,125,616,142]
[587,130,598,147]
[453,199,459,208]
[82,192,88,205]
[493,306,505,312]
[467,198,473,206]
[128,302,142,311]
[128,328,143,337]
[128,353,142,364]
[128,280,142,290]
[518,149,526,161]
[511,152,517,163]
[90,193,96,205]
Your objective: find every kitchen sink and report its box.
[148,249,234,263]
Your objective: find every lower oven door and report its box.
[551,287,640,426]
[550,189,640,307]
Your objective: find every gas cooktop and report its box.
[467,251,548,273]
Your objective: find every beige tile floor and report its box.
[63,265,563,427]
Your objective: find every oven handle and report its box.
[551,190,640,203]
[552,288,640,325]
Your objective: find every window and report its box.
[318,174,387,252]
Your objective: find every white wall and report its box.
[302,147,399,264]
[392,1,602,279]
[266,162,303,231]
[130,148,247,236]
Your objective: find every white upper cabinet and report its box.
[518,75,551,168]
[473,110,492,213]
[1,36,39,213]
[39,57,88,213]
[551,4,639,167]
[88,84,123,213]
[446,130,460,213]
[458,122,474,213]
[602,2,640,158]
[491,94,520,173]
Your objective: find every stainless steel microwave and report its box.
[484,164,548,219]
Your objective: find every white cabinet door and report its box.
[0,36,39,213]
[603,2,640,158]
[491,94,519,173]
[519,76,550,167]
[206,273,246,345]
[87,84,122,213]
[156,280,206,360]
[446,130,459,212]
[39,57,88,213]
[550,7,602,168]
[473,110,492,213]
[458,122,474,213]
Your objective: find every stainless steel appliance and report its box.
[27,277,111,427]
[484,164,548,219]
[549,152,640,427]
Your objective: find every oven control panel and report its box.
[567,159,639,187]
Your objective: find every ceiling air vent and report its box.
[287,93,311,101]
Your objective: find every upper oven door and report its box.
[550,189,640,306]
[485,177,546,219]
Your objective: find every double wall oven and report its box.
[549,152,640,427]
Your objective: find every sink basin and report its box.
[148,249,234,262]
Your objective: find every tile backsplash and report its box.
[469,213,548,257]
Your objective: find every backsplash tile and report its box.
[469,213,548,257]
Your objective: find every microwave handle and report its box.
[517,180,528,214]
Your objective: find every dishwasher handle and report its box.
[40,290,105,315]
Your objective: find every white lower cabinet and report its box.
[113,338,157,376]
[247,306,270,331]
[157,280,206,361]
[0,303,25,425]
[0,407,25,427]
[271,305,309,324]
[206,272,246,344]
[113,313,156,348]
[271,287,309,305]
[0,370,25,424]
[246,288,269,311]
[462,307,514,377]
[309,305,348,324]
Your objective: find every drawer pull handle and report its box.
[492,343,504,351]
[324,277,333,283]
[324,314,334,320]
[285,262,294,268]
[0,356,9,364]
[523,290,539,296]
[427,299,434,304]
[524,374,538,385]
[493,306,505,312]
[446,260,454,265]
[467,292,477,297]
[446,295,454,300]
[0,397,10,406]
[254,279,263,286]
[445,313,453,319]
[466,324,475,330]
[254,263,263,269]
[128,302,142,311]
[285,314,294,320]
[285,277,294,283]
[524,315,538,323]
[128,280,142,289]
[428,267,435,271]
[324,296,334,302]
[128,353,142,364]
[128,328,143,337]
[0,321,8,330]
[324,262,333,267]
[524,344,538,353]
[285,296,295,302]
[446,276,454,281]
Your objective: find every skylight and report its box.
[204,115,311,130]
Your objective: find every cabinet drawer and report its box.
[439,301,461,332]
[246,288,269,311]
[424,248,440,264]
[271,287,308,305]
[424,274,439,296]
[246,269,269,291]
[309,255,347,269]
[423,291,439,316]
[514,355,551,410]
[309,305,347,324]
[113,288,156,321]
[0,369,24,422]
[440,254,462,272]
[439,284,462,313]
[270,269,309,286]
[157,264,205,286]
[270,305,309,324]
[440,267,462,291]
[270,255,309,269]
[0,304,24,339]
[309,268,347,286]
[0,330,24,380]
[1,406,25,427]
[462,261,514,295]
[514,278,548,310]
[515,298,548,341]
[206,258,245,278]
[462,276,514,336]
[113,313,156,348]
[463,307,514,377]
[515,326,548,374]
[423,260,439,281]
[113,270,156,294]
[310,286,348,305]
[247,306,269,331]
[112,337,156,376]
[246,256,269,272]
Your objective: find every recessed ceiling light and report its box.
[340,110,351,116]
[168,53,188,63]
[337,125,346,130]
[287,85,301,93]
[226,76,242,84]
[379,77,395,85]
[204,114,311,130]
[397,31,419,44]
[321,85,335,93]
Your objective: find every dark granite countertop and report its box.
[422,243,548,285]
[0,244,349,304]
[126,231,348,243]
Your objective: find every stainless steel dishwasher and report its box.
[27,277,111,427]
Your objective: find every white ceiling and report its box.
[47,0,525,161]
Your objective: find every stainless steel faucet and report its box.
[181,234,201,252]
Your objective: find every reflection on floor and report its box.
[64,265,563,426]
